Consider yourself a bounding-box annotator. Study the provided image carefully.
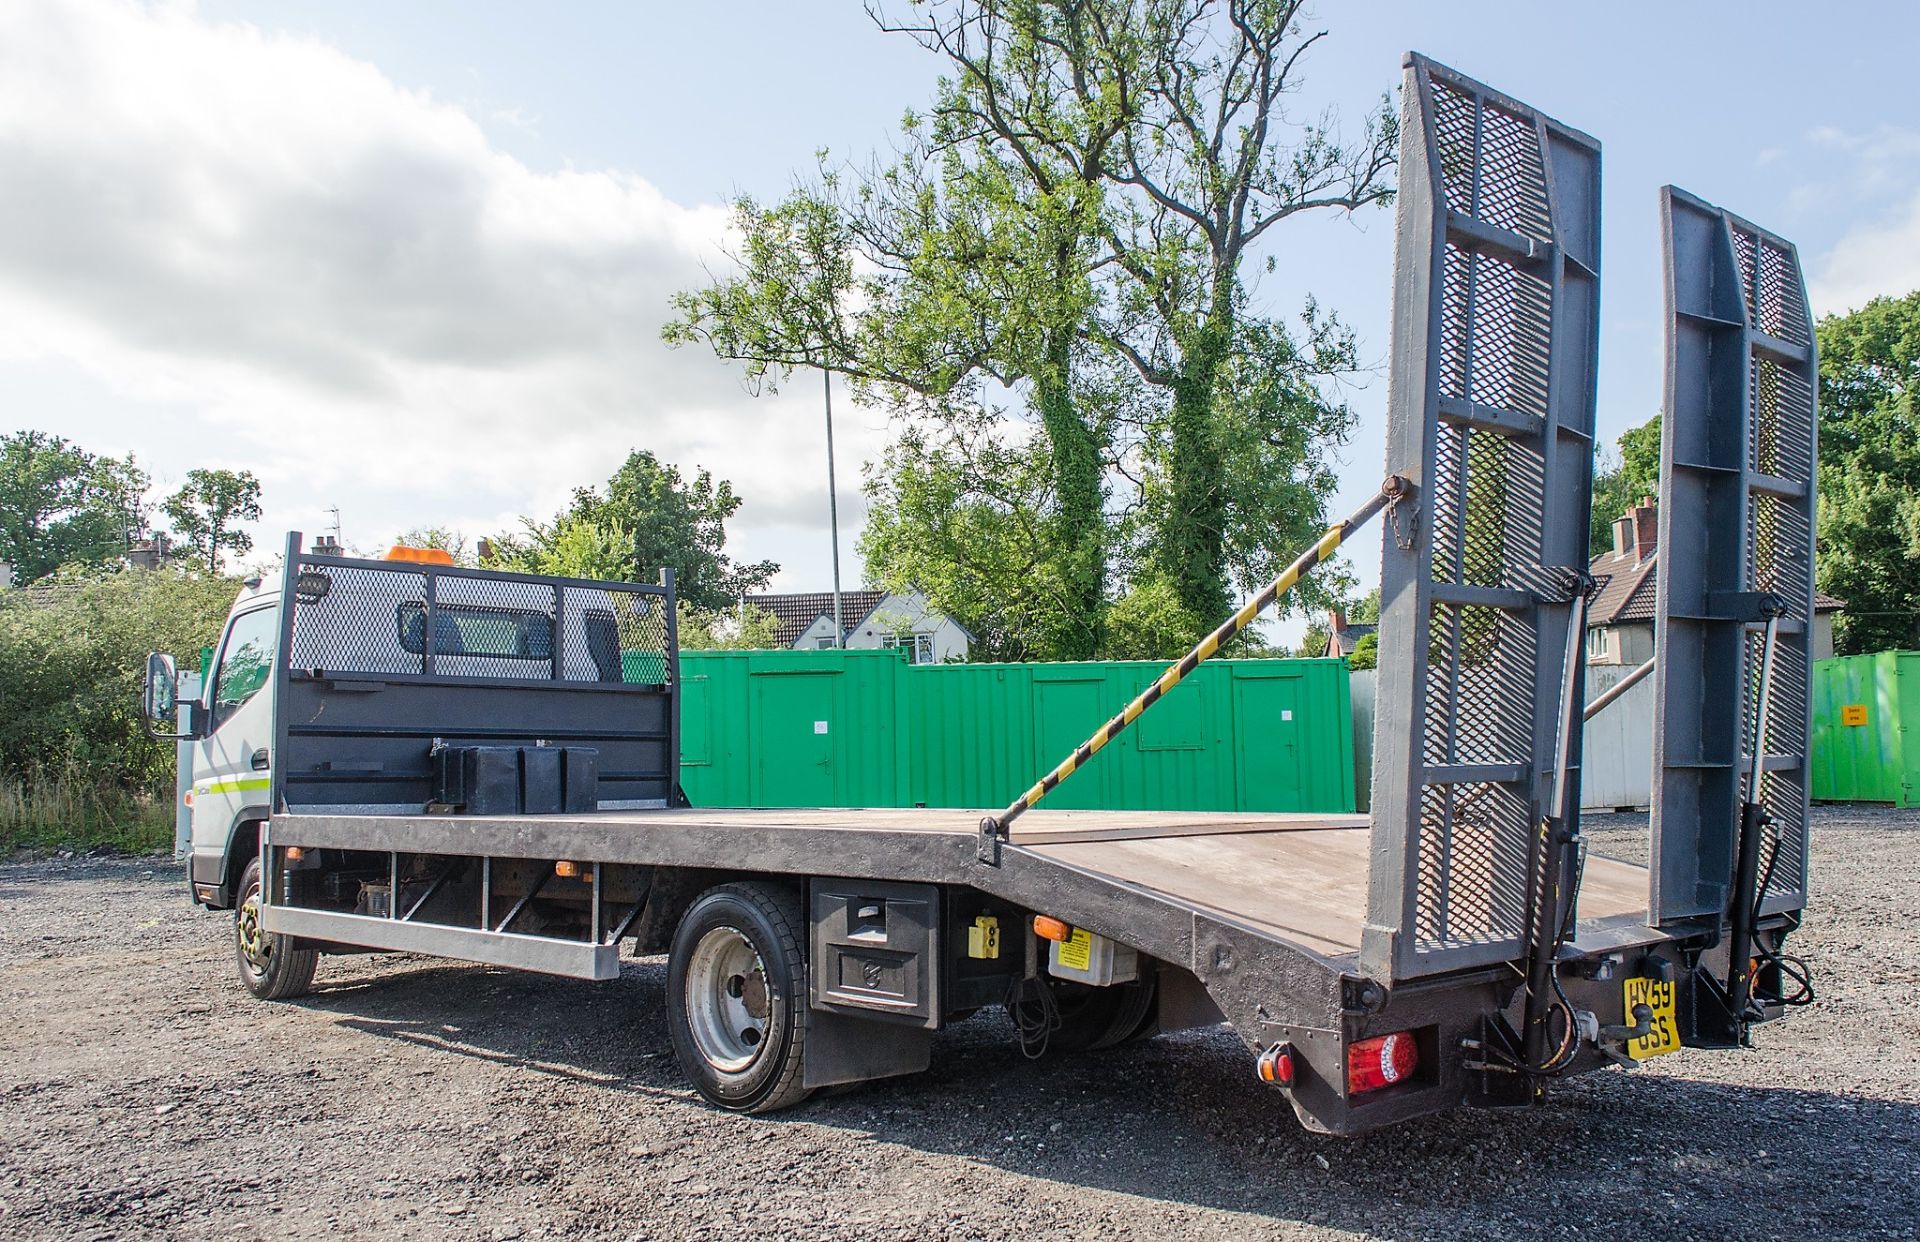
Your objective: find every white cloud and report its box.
[1811,190,1920,316]
[0,0,878,581]
[1798,124,1920,315]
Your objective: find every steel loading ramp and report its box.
[1363,54,1604,984]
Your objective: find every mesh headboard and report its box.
[1362,54,1601,982]
[271,536,679,813]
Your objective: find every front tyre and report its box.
[665,882,811,1114]
[233,857,318,1000]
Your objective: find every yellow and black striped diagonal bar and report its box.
[981,475,1411,845]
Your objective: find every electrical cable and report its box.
[1005,974,1061,1060]
[1526,832,1589,1075]
[1744,825,1816,1009]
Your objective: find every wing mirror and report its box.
[142,652,202,739]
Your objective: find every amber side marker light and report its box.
[1031,915,1071,942]
[285,847,305,862]
[554,860,582,878]
[1346,1032,1418,1095]
[1256,1042,1297,1087]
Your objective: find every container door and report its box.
[1902,653,1920,808]
[751,673,838,807]
[1233,675,1303,811]
[1032,675,1109,810]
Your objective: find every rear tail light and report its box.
[1346,1031,1418,1095]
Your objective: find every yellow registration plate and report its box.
[1623,976,1681,1060]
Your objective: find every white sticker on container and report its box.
[814,720,829,734]
[1281,710,1293,721]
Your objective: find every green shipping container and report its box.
[676,650,1354,814]
[1811,650,1920,807]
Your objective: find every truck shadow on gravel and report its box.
[298,954,1919,1238]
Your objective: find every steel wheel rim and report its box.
[236,886,271,979]
[684,925,770,1073]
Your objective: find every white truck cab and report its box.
[188,573,281,907]
[147,571,282,908]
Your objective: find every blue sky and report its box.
[7,1,1917,639]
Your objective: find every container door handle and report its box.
[251,748,270,770]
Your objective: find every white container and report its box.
[1048,927,1138,987]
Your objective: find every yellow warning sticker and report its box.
[1056,927,1092,972]
[1842,704,1869,727]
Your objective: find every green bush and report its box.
[0,758,175,853]
[0,567,237,847]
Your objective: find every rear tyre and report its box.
[665,882,812,1114]
[1095,973,1160,1048]
[233,857,318,1000]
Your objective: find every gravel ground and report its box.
[1,805,1916,1241]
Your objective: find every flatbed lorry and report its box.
[141,55,1818,1135]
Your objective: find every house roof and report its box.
[1586,548,1844,626]
[1329,621,1377,655]
[1588,548,1663,625]
[746,590,887,648]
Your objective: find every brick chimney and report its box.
[1610,498,1658,561]
[1326,609,1348,656]
[1632,495,1658,561]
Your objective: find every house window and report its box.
[815,636,838,650]
[883,633,936,664]
[1585,627,1609,661]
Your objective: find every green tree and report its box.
[497,512,636,582]
[392,526,473,565]
[494,452,777,613]
[92,453,153,548]
[667,67,1118,657]
[887,1,1395,624]
[1589,415,1661,552]
[676,601,781,650]
[677,2,1388,653]
[860,411,1089,661]
[0,564,239,846]
[1816,293,1920,653]
[0,431,124,580]
[163,469,262,572]
[1101,571,1204,659]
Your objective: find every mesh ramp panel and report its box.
[1651,191,1817,923]
[1362,55,1601,982]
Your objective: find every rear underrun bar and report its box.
[977,475,1414,864]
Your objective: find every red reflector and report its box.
[1347,1032,1418,1095]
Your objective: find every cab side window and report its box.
[211,607,278,731]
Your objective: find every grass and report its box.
[0,765,176,854]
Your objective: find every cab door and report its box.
[188,604,280,899]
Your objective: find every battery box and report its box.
[430,744,598,815]
[1048,926,1139,987]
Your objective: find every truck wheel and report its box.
[665,882,812,1114]
[233,857,318,1000]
